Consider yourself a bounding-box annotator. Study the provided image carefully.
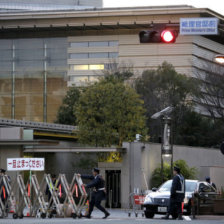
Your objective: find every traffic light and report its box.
[139,29,178,43]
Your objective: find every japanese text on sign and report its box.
[180,18,219,35]
[7,158,45,171]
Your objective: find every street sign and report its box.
[7,158,45,171]
[180,17,219,35]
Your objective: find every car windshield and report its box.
[158,180,197,192]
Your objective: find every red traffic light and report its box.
[161,30,176,43]
[139,29,178,44]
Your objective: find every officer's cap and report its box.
[93,168,100,174]
[0,168,6,173]
[173,166,180,173]
[205,176,210,181]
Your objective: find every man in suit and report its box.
[78,168,110,219]
[163,166,185,220]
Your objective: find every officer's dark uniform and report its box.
[205,177,217,190]
[163,166,185,220]
[81,168,110,219]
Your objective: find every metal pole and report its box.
[43,43,47,122]
[170,120,174,178]
[11,43,15,119]
[161,119,164,183]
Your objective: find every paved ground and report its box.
[0,209,223,224]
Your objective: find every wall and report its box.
[97,142,224,207]
[140,143,224,189]
[0,146,23,180]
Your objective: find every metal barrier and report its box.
[191,191,219,219]
[0,173,88,219]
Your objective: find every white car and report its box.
[143,179,217,219]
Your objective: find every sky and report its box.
[103,0,224,16]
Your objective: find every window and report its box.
[89,41,108,47]
[70,42,88,47]
[70,41,118,48]
[109,41,119,46]
[69,53,88,59]
[73,64,104,71]
[70,76,89,82]
[89,52,108,58]
[109,52,119,58]
[89,64,104,70]
[73,65,89,70]
[70,75,100,83]
[70,52,118,59]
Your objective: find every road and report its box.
[0,210,223,224]
[0,217,224,224]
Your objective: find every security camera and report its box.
[151,106,174,119]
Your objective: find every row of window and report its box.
[69,52,118,59]
[71,64,105,71]
[70,41,118,48]
[70,75,100,83]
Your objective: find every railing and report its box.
[0,118,78,133]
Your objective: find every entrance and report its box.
[105,170,121,208]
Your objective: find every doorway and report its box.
[105,170,121,208]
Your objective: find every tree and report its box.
[75,77,147,147]
[175,108,224,147]
[55,87,81,125]
[135,62,199,143]
[151,160,198,188]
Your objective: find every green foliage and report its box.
[175,109,224,147]
[55,87,81,125]
[135,61,200,144]
[75,77,147,147]
[151,160,198,188]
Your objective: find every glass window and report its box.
[69,53,88,59]
[89,53,108,58]
[70,76,89,82]
[73,65,89,70]
[159,180,172,192]
[0,50,12,61]
[70,42,88,47]
[186,181,197,192]
[109,52,119,58]
[89,41,108,47]
[89,76,100,82]
[89,64,104,70]
[109,41,118,46]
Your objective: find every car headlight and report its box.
[144,195,153,203]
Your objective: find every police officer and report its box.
[163,166,185,220]
[45,174,60,209]
[78,168,110,219]
[205,176,217,190]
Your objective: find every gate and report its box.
[106,170,121,208]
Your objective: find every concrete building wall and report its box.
[0,146,23,179]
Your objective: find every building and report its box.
[0,4,224,122]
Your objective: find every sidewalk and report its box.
[195,215,224,221]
